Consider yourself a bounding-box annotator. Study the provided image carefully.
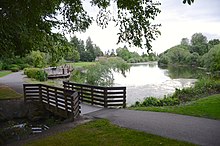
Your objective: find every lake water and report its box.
[113,62,199,105]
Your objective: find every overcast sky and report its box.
[73,0,220,54]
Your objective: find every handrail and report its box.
[23,84,80,119]
[63,81,126,108]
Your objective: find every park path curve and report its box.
[87,108,220,146]
[0,71,25,94]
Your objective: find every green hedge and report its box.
[24,68,48,81]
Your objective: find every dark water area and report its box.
[113,62,206,105]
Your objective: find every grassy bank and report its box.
[0,71,12,78]
[25,119,194,146]
[131,94,220,120]
[0,85,22,100]
[67,62,96,68]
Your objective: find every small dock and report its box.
[45,65,72,79]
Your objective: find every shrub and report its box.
[9,64,20,72]
[24,68,47,81]
[18,63,30,69]
[173,78,220,102]
[0,62,3,70]
[142,97,160,106]
[132,96,180,107]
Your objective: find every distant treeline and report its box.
[158,33,220,72]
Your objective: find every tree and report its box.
[64,46,80,62]
[27,51,46,68]
[158,45,191,65]
[190,33,208,55]
[116,47,131,61]
[201,44,220,72]
[0,0,193,57]
[110,49,116,57]
[85,37,95,61]
[208,39,220,49]
[181,38,190,46]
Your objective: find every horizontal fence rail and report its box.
[63,81,126,108]
[23,84,80,119]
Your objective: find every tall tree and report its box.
[190,33,208,55]
[181,38,190,46]
[0,0,193,57]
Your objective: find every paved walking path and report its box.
[0,71,24,94]
[87,108,220,146]
[1,72,220,145]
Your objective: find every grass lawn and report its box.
[0,85,22,100]
[67,62,96,68]
[25,119,194,146]
[24,78,63,87]
[0,71,12,78]
[131,94,220,120]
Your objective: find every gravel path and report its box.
[87,108,220,146]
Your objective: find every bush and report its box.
[9,64,20,72]
[18,63,30,69]
[173,78,220,102]
[0,62,3,70]
[24,68,47,81]
[132,96,180,107]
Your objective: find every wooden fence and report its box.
[23,84,80,119]
[63,81,126,108]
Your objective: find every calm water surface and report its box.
[113,62,200,105]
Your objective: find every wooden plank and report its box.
[107,95,124,98]
[107,99,124,102]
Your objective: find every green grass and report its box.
[0,85,22,100]
[67,62,96,68]
[25,119,194,146]
[0,71,12,77]
[131,94,220,120]
[24,78,63,87]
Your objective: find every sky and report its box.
[73,0,220,54]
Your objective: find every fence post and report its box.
[91,87,94,105]
[64,89,68,117]
[39,84,42,103]
[23,84,26,103]
[70,94,74,121]
[47,86,50,108]
[123,87,126,108]
[55,88,58,112]
[80,86,83,102]
[104,88,107,108]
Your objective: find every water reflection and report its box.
[113,62,202,105]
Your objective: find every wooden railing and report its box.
[63,81,126,108]
[23,84,80,119]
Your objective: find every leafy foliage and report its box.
[190,33,208,55]
[132,96,180,107]
[24,68,48,81]
[116,46,158,63]
[158,33,220,69]
[70,36,103,62]
[201,44,220,72]
[1,0,193,58]
[70,57,130,86]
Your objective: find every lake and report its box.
[112,62,202,105]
